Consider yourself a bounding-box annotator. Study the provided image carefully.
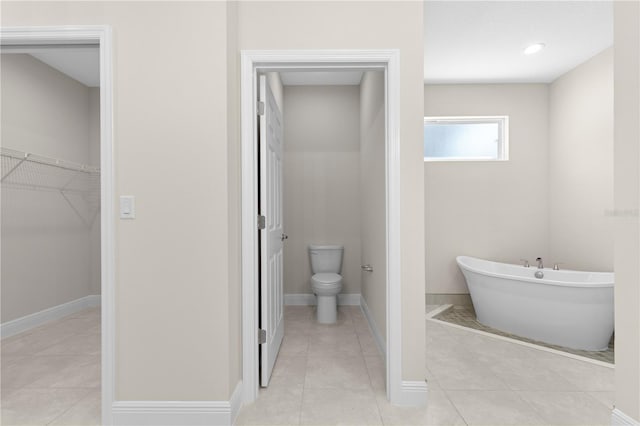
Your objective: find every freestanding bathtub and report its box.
[456,256,614,351]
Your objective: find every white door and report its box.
[259,75,285,387]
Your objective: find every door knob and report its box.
[361,264,373,272]
[281,234,288,241]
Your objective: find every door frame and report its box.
[0,26,115,425]
[240,50,403,405]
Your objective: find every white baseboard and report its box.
[285,293,316,305]
[284,293,361,306]
[397,381,428,407]
[1,294,101,339]
[229,381,243,425]
[338,293,361,306]
[85,294,101,307]
[612,408,640,426]
[360,295,386,359]
[112,381,243,426]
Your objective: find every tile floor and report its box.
[236,305,391,426]
[0,305,616,425]
[425,317,614,425]
[1,307,101,426]
[237,305,615,425]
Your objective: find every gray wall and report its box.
[1,54,100,323]
[282,85,362,296]
[613,1,640,419]
[424,49,615,297]
[359,71,386,339]
[424,84,550,295]
[88,87,101,296]
[3,0,427,399]
[549,48,614,272]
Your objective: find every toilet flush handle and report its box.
[361,264,373,272]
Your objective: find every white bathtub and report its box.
[456,256,614,351]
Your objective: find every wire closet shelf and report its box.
[1,147,101,227]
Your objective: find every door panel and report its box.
[259,75,284,387]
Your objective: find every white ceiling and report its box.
[280,71,364,86]
[424,1,614,84]
[1,2,614,87]
[2,46,100,87]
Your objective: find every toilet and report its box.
[308,244,344,324]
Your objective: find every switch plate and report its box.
[120,195,135,219]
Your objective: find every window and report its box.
[424,116,509,161]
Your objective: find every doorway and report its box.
[240,50,412,407]
[0,26,114,426]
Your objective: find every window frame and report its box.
[423,115,509,162]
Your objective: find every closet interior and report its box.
[1,49,102,423]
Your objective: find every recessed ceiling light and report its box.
[523,43,546,55]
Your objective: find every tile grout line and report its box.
[429,303,613,424]
[45,388,95,426]
[2,310,101,425]
[350,306,386,425]
[510,389,556,424]
[440,389,470,426]
[278,306,391,425]
[298,305,311,426]
[445,389,550,425]
[358,332,383,422]
[429,316,524,425]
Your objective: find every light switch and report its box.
[120,195,135,219]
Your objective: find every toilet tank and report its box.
[309,244,344,274]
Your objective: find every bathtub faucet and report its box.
[536,257,544,269]
[519,259,530,267]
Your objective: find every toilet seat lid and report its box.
[312,273,342,284]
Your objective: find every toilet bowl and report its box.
[311,273,343,323]
[308,245,344,324]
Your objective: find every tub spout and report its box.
[536,257,544,269]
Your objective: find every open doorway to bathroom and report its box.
[243,66,390,423]
[240,50,412,416]
[254,69,388,400]
[0,27,114,426]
